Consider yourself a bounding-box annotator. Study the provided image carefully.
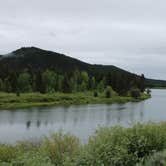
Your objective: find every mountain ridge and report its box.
[0,47,165,88]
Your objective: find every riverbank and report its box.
[0,122,165,166]
[0,92,150,110]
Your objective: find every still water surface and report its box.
[0,89,165,143]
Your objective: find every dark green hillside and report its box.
[0,47,131,76]
[145,78,166,88]
[0,47,91,73]
[0,46,163,94]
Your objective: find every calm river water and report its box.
[0,89,165,143]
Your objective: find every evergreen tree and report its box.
[35,71,46,93]
[140,74,145,92]
[0,79,4,91]
[62,74,71,93]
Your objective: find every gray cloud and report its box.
[0,0,166,79]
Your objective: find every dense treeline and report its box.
[0,68,145,95]
[0,47,145,95]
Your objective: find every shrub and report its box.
[105,86,112,98]
[146,88,151,95]
[130,88,141,99]
[1,123,166,166]
[41,132,80,165]
[76,123,166,166]
[0,145,18,162]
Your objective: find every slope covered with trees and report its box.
[0,47,147,95]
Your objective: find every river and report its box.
[0,89,165,143]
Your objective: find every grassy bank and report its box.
[0,92,150,110]
[0,123,166,166]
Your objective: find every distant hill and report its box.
[0,47,133,76]
[0,47,165,88]
[145,78,166,88]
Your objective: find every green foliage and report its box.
[97,79,105,92]
[130,88,141,99]
[0,145,18,162]
[76,123,166,166]
[42,70,57,93]
[138,150,166,166]
[42,132,80,165]
[62,74,72,93]
[90,77,96,90]
[18,72,32,92]
[105,86,112,98]
[1,123,166,165]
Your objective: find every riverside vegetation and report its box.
[0,67,149,109]
[0,89,149,110]
[0,47,151,109]
[0,123,166,166]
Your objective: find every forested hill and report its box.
[0,47,130,75]
[0,47,165,94]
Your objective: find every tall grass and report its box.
[0,123,165,166]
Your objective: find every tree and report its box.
[0,79,4,91]
[140,74,145,92]
[97,79,105,92]
[80,71,89,90]
[8,72,18,92]
[42,70,57,93]
[62,74,72,93]
[4,78,12,92]
[35,71,46,93]
[17,72,32,92]
[80,81,87,91]
[90,77,96,90]
[105,86,112,98]
[56,75,64,92]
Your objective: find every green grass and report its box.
[0,91,150,110]
[0,122,166,166]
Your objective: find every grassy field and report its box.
[0,122,166,166]
[0,91,150,110]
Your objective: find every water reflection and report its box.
[0,89,165,143]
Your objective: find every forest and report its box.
[0,47,146,96]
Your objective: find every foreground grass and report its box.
[0,92,150,110]
[138,150,166,166]
[0,123,166,166]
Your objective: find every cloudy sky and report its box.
[0,0,166,79]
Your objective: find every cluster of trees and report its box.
[0,68,145,96]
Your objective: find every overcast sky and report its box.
[0,0,166,79]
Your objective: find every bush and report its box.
[76,123,166,166]
[1,123,166,166]
[0,145,18,162]
[146,88,151,95]
[130,88,141,99]
[105,86,112,98]
[42,132,80,165]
